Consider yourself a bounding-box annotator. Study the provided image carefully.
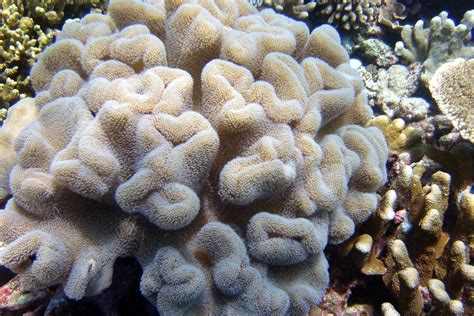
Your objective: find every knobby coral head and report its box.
[0,0,388,314]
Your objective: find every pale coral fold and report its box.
[0,0,388,314]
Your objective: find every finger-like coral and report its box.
[0,0,388,314]
[395,10,474,85]
[314,0,383,33]
[13,0,106,25]
[368,116,421,154]
[259,0,316,19]
[384,240,423,315]
[342,152,474,314]
[428,279,464,316]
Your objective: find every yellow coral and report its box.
[8,0,106,25]
[0,2,55,107]
[0,0,106,108]
[368,115,421,154]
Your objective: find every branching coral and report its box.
[395,10,474,85]
[0,2,54,107]
[8,0,106,25]
[0,0,388,314]
[256,0,407,33]
[313,0,382,32]
[342,154,474,314]
[383,238,472,315]
[385,240,423,315]
[260,0,316,19]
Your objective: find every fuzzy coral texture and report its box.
[0,0,388,314]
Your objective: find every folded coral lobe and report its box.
[0,0,388,314]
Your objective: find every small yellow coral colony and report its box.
[1,2,54,107]
[0,0,106,114]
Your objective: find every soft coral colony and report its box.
[0,0,388,314]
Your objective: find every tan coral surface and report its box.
[429,58,474,143]
[0,0,388,314]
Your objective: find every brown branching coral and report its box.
[385,240,423,315]
[342,153,474,314]
[0,0,388,314]
[314,0,382,32]
[428,278,464,316]
[256,0,407,32]
[260,0,316,19]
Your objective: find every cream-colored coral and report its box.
[381,302,401,316]
[0,0,388,314]
[395,10,474,85]
[429,58,474,143]
[385,240,423,315]
[0,98,38,204]
[428,279,464,316]
[368,115,421,154]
